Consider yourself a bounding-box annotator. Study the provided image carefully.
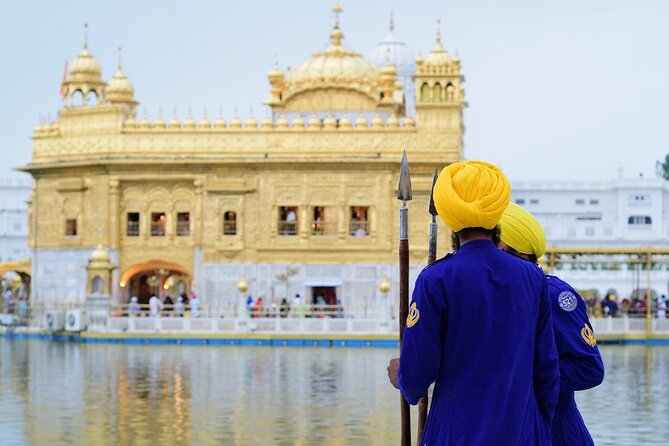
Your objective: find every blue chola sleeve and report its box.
[534,276,560,423]
[398,271,446,405]
[549,279,605,392]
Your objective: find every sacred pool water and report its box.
[0,338,667,445]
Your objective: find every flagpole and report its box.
[397,151,412,446]
[415,168,439,445]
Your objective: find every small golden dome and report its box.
[339,115,352,129]
[387,113,399,129]
[237,277,249,294]
[123,116,136,128]
[261,115,273,130]
[245,115,258,130]
[183,115,196,130]
[379,277,391,294]
[276,114,289,130]
[230,114,242,130]
[425,22,451,67]
[69,47,102,82]
[90,244,110,263]
[139,115,151,130]
[153,116,166,130]
[355,114,368,130]
[371,114,384,129]
[199,116,212,130]
[105,68,134,103]
[403,116,416,128]
[307,114,321,131]
[323,114,336,130]
[291,115,305,130]
[169,116,181,129]
[214,116,227,130]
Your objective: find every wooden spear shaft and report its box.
[415,169,439,445]
[397,151,413,446]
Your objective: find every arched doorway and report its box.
[0,260,32,310]
[119,260,191,306]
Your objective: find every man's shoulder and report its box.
[422,252,455,272]
[546,274,572,293]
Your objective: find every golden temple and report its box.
[19,7,465,308]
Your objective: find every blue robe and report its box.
[399,239,559,445]
[547,275,605,446]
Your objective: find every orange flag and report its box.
[60,60,68,98]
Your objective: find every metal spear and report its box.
[415,168,439,445]
[397,150,412,446]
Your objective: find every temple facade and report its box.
[20,8,465,311]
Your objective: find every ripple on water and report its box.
[0,339,668,445]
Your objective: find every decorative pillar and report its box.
[108,177,120,249]
[194,178,204,247]
[85,245,117,332]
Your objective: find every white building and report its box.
[512,176,669,298]
[0,178,31,262]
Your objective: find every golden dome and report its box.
[90,244,110,263]
[105,68,135,104]
[69,47,102,82]
[285,30,379,87]
[425,22,451,66]
[264,7,405,115]
[339,115,352,129]
[199,116,212,130]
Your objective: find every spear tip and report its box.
[428,168,439,216]
[397,150,413,201]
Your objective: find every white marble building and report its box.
[0,178,31,262]
[512,176,669,298]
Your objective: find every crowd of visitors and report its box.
[246,293,344,318]
[584,293,668,318]
[127,292,200,318]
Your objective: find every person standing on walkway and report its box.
[387,160,559,445]
[149,295,163,318]
[498,202,604,446]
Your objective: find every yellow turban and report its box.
[499,202,546,259]
[433,160,511,232]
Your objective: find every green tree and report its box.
[657,154,669,180]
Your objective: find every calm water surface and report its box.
[0,339,667,445]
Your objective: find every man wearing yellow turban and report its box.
[499,202,604,446]
[388,160,559,446]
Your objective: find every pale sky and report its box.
[1,0,668,181]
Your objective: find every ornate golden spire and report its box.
[389,11,395,32]
[331,5,344,45]
[83,22,89,50]
[434,18,444,51]
[117,46,123,70]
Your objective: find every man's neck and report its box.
[457,229,492,246]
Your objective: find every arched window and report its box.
[433,83,442,101]
[628,215,652,225]
[420,83,430,101]
[86,90,98,106]
[223,211,237,235]
[446,83,455,101]
[91,276,104,294]
[72,90,84,107]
